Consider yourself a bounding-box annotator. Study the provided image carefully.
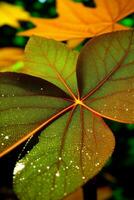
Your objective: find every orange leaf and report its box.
[0,48,24,72]
[19,0,134,47]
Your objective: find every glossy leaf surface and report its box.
[0,2,30,28]
[0,30,133,200]
[77,30,134,123]
[14,106,114,200]
[19,0,134,47]
[0,73,71,157]
[21,36,78,96]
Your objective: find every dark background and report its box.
[0,0,134,199]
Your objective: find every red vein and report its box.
[81,102,134,124]
[82,31,133,101]
[34,37,77,100]
[0,103,75,158]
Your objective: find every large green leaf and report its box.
[0,30,133,200]
[22,36,78,98]
[0,72,71,157]
[13,106,114,200]
[77,30,134,123]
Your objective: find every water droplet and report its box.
[4,136,9,140]
[38,169,41,173]
[56,171,60,177]
[76,147,79,151]
[82,176,86,180]
[75,165,79,169]
[1,143,4,146]
[33,165,36,169]
[125,108,129,111]
[58,157,62,161]
[13,162,25,175]
[70,160,73,164]
[87,129,93,133]
[46,166,50,169]
[86,153,91,160]
[20,177,25,181]
[1,94,4,97]
[95,162,100,167]
[40,87,44,91]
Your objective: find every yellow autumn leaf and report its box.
[0,2,30,28]
[19,0,134,47]
[0,47,24,72]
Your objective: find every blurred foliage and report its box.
[0,0,134,200]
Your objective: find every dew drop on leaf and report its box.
[55,171,60,177]
[75,165,79,170]
[13,162,25,175]
[95,162,100,167]
[4,136,9,140]
[82,176,86,180]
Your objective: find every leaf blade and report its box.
[19,0,134,47]
[77,30,134,123]
[13,106,115,200]
[0,72,72,157]
[21,36,78,98]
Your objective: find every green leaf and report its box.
[0,30,134,200]
[13,106,114,200]
[77,30,134,123]
[22,36,79,97]
[0,72,71,157]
